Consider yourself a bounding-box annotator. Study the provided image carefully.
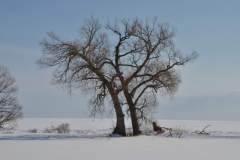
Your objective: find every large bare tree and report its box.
[37,17,127,136]
[0,65,23,130]
[106,18,197,135]
[37,17,197,136]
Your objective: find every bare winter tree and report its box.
[0,65,23,130]
[37,17,127,136]
[37,16,197,136]
[106,18,198,135]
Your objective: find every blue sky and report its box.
[0,0,240,121]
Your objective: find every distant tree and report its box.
[37,16,197,136]
[0,65,22,130]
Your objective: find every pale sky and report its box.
[0,0,240,121]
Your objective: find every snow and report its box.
[1,118,240,160]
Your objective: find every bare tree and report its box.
[0,65,22,130]
[37,16,197,136]
[106,18,198,135]
[37,17,126,136]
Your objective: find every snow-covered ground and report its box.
[1,118,240,160]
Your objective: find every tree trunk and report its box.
[113,112,126,136]
[108,88,126,136]
[124,89,140,136]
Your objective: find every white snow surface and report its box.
[1,118,240,160]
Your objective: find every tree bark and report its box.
[108,88,126,136]
[123,89,140,136]
[113,113,126,136]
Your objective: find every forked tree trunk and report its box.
[123,89,140,136]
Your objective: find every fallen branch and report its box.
[162,127,173,137]
[161,126,184,138]
[195,125,211,135]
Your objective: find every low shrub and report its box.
[42,123,71,134]
[55,123,70,134]
[28,129,37,133]
[43,125,55,133]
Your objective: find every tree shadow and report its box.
[0,133,122,141]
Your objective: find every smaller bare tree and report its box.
[0,65,22,130]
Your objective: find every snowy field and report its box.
[1,118,240,160]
